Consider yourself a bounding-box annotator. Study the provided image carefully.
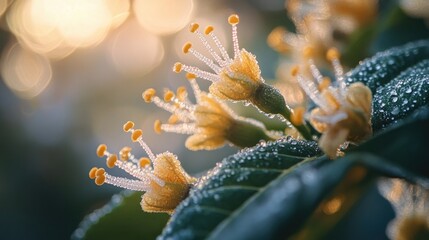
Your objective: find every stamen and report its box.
[164,90,175,102]
[139,157,151,168]
[318,77,331,91]
[89,167,98,179]
[326,48,346,93]
[106,154,118,168]
[173,62,183,73]
[131,129,143,142]
[206,26,231,62]
[190,23,225,67]
[142,88,156,103]
[119,147,132,161]
[186,73,202,103]
[104,173,150,191]
[123,121,134,132]
[151,96,193,122]
[185,44,221,73]
[161,123,197,135]
[154,120,162,134]
[168,114,179,124]
[292,65,331,112]
[176,86,188,101]
[228,14,240,58]
[96,144,107,157]
[180,64,220,82]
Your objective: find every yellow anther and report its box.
[291,107,306,126]
[189,23,199,33]
[142,88,156,103]
[176,86,187,100]
[173,62,183,73]
[185,72,196,80]
[182,42,192,54]
[95,174,106,186]
[319,77,332,91]
[96,144,107,158]
[139,157,151,168]
[89,167,98,179]
[291,65,299,77]
[228,14,240,25]
[95,168,105,177]
[326,48,340,61]
[154,120,162,134]
[106,154,118,168]
[168,115,179,124]
[119,147,132,161]
[123,121,135,132]
[204,26,214,35]
[164,90,175,102]
[303,46,314,58]
[131,129,143,142]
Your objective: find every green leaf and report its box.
[345,40,429,130]
[206,108,429,240]
[160,139,321,239]
[73,191,169,240]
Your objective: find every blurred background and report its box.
[0,0,428,239]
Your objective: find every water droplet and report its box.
[391,107,400,115]
[405,87,412,93]
[392,97,398,103]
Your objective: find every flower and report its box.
[173,14,313,140]
[143,73,275,151]
[378,178,429,240]
[292,47,372,158]
[174,14,263,101]
[89,121,196,214]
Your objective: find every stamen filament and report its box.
[161,123,197,135]
[189,48,221,73]
[194,29,226,67]
[208,31,231,62]
[181,64,220,82]
[105,173,151,192]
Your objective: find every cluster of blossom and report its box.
[89,12,373,213]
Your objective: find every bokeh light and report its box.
[6,0,130,59]
[109,20,164,76]
[133,0,194,35]
[1,43,52,99]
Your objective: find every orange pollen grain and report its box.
[182,42,192,54]
[119,147,131,161]
[95,175,106,186]
[326,48,340,61]
[189,23,199,33]
[303,46,314,58]
[154,120,162,134]
[164,90,175,102]
[96,144,107,157]
[139,157,151,168]
[168,115,179,124]
[95,168,105,177]
[186,72,196,80]
[291,65,299,77]
[142,88,156,103]
[173,62,183,73]
[89,167,98,179]
[228,14,239,25]
[204,26,214,35]
[106,154,118,168]
[131,129,143,142]
[123,121,135,132]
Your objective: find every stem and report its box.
[280,109,313,141]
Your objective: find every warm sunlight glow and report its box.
[133,0,194,35]
[110,20,164,76]
[1,43,52,99]
[7,0,130,59]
